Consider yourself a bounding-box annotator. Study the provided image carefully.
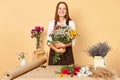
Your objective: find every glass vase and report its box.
[36,37,40,50]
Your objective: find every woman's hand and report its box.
[54,41,66,48]
[56,48,66,54]
[48,43,66,54]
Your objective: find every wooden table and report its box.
[13,66,119,80]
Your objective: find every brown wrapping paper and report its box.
[2,56,47,80]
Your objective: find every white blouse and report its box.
[47,20,76,46]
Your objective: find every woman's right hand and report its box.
[54,41,61,49]
[54,41,66,48]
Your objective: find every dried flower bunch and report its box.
[88,42,111,58]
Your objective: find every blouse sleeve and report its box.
[69,20,76,47]
[46,21,54,45]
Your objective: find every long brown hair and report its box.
[54,2,71,22]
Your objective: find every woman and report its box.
[47,1,76,65]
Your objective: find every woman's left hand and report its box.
[55,47,66,54]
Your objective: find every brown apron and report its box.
[48,46,74,65]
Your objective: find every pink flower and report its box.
[35,26,44,31]
[54,25,61,30]
[31,26,44,38]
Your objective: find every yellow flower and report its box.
[70,30,77,39]
[60,74,64,78]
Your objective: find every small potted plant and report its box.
[88,42,111,68]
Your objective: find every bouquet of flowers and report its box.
[55,64,92,77]
[31,26,44,49]
[48,25,77,64]
[55,64,80,77]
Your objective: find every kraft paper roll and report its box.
[3,56,47,80]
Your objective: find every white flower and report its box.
[77,72,82,77]
[77,66,92,77]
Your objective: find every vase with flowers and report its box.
[17,51,27,66]
[88,41,111,68]
[31,26,44,50]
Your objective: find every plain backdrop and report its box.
[0,0,120,78]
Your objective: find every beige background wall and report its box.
[0,0,120,78]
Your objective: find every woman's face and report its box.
[57,3,67,17]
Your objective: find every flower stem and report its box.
[36,37,40,49]
[53,53,62,64]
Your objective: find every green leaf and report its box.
[53,53,62,64]
[55,71,61,74]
